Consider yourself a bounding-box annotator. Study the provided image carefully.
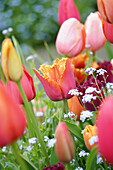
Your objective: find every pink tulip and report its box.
[97,0,113,24]
[85,12,106,52]
[97,96,113,165]
[55,122,75,163]
[103,20,113,43]
[33,58,76,101]
[58,0,80,26]
[7,66,36,104]
[56,18,86,57]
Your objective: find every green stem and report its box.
[92,52,95,62]
[0,66,6,84]
[63,99,67,114]
[12,142,27,170]
[16,81,50,166]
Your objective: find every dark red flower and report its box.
[43,162,65,170]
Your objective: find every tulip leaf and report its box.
[50,148,59,166]
[105,41,113,60]
[20,154,38,170]
[65,121,84,143]
[86,147,97,170]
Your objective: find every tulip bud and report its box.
[56,18,86,57]
[83,125,97,150]
[97,0,113,24]
[1,39,23,82]
[85,12,106,52]
[103,20,113,43]
[67,95,84,121]
[97,96,113,165]
[58,0,80,26]
[55,122,75,163]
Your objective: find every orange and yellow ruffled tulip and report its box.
[56,18,86,57]
[58,0,80,26]
[83,125,97,150]
[0,83,26,147]
[85,12,106,52]
[97,0,113,24]
[33,58,76,101]
[1,39,23,82]
[55,122,75,163]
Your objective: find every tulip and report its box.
[67,95,84,121]
[33,58,76,101]
[0,83,26,147]
[103,20,113,43]
[83,125,97,150]
[97,96,113,165]
[56,18,86,57]
[7,66,36,104]
[69,53,88,84]
[85,12,106,52]
[55,122,75,163]
[97,0,113,24]
[1,39,23,82]
[58,0,80,26]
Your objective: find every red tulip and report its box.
[7,66,36,104]
[85,12,106,52]
[56,18,86,57]
[58,0,80,26]
[97,0,113,24]
[0,83,26,147]
[103,20,113,43]
[97,96,113,165]
[33,58,76,101]
[55,122,75,163]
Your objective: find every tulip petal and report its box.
[33,68,63,101]
[103,20,113,43]
[59,59,76,99]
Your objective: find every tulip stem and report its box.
[12,142,27,170]
[0,66,6,84]
[63,99,67,114]
[92,52,95,62]
[16,81,50,166]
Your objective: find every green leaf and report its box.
[105,41,113,60]
[12,36,25,65]
[50,148,59,166]
[86,147,97,170]
[65,121,84,144]
[20,154,38,170]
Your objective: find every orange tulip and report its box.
[83,125,97,150]
[56,18,86,57]
[67,95,84,120]
[1,39,23,82]
[33,58,76,101]
[0,83,26,147]
[97,0,113,23]
[55,122,75,163]
[69,53,88,84]
[58,0,80,26]
[85,12,106,52]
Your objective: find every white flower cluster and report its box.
[75,167,84,170]
[82,94,97,103]
[80,110,93,122]
[89,136,98,146]
[46,138,56,148]
[68,89,83,96]
[106,82,113,93]
[97,153,103,164]
[85,67,96,75]
[79,150,90,157]
[2,27,13,35]
[96,69,107,75]
[85,87,100,94]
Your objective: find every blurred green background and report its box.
[0,0,97,54]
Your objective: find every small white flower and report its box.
[82,94,97,103]
[35,111,44,117]
[44,136,49,142]
[97,153,103,164]
[89,136,98,146]
[80,110,93,122]
[2,29,8,35]
[26,54,37,61]
[96,69,107,75]
[68,112,75,118]
[75,167,84,170]
[85,44,91,49]
[74,136,77,141]
[79,150,90,157]
[2,146,7,153]
[47,118,52,124]
[69,89,83,96]
[85,67,96,75]
[28,137,37,144]
[85,87,100,94]
[106,82,113,93]
[46,138,56,148]
[19,145,23,150]
[8,27,13,32]
[26,145,34,151]
[64,114,68,119]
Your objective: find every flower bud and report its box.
[56,18,86,57]
[67,95,84,121]
[83,125,97,150]
[55,122,75,163]
[97,96,113,165]
[1,39,23,82]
